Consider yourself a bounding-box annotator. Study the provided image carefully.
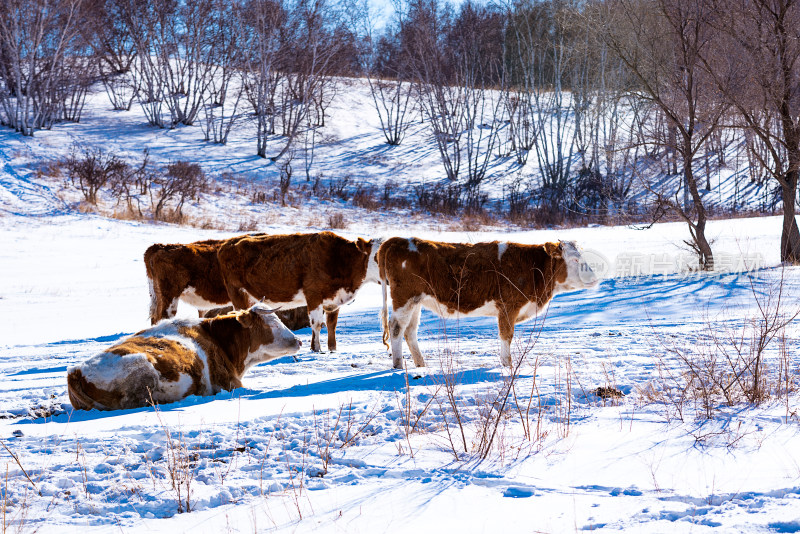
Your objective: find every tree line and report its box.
[1,0,800,268]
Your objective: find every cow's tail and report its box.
[67,368,94,411]
[378,248,390,350]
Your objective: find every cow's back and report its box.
[218,232,368,303]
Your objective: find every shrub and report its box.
[150,161,207,220]
[67,149,129,205]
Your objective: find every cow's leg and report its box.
[326,309,339,352]
[497,310,517,367]
[403,304,425,367]
[222,274,252,311]
[308,305,325,352]
[389,302,416,369]
[150,283,179,325]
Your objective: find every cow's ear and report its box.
[356,237,371,254]
[545,242,562,257]
[236,310,255,328]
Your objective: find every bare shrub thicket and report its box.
[646,270,800,421]
[67,149,129,205]
[149,161,207,221]
[65,151,207,221]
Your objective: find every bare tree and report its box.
[364,4,416,146]
[404,0,504,203]
[507,0,581,216]
[270,0,345,162]
[201,0,246,144]
[242,0,286,157]
[121,0,221,128]
[84,0,138,111]
[605,0,726,270]
[0,0,87,135]
[120,0,167,126]
[702,0,800,263]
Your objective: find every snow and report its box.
[0,79,799,533]
[1,211,799,533]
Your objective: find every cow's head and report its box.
[555,241,600,291]
[359,237,383,284]
[238,304,302,369]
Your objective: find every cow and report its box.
[67,304,301,411]
[204,305,311,331]
[377,238,599,369]
[144,238,237,324]
[144,236,316,332]
[217,231,382,352]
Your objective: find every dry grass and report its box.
[643,269,800,421]
[327,212,348,229]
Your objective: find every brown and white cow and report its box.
[67,304,301,411]
[378,238,599,368]
[204,305,311,331]
[144,238,238,324]
[144,236,318,331]
[217,231,382,352]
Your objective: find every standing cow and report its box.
[144,236,317,332]
[144,238,240,324]
[378,238,599,368]
[217,231,381,352]
[67,304,302,411]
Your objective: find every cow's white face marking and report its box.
[365,239,382,284]
[557,241,599,292]
[244,305,302,369]
[402,260,406,269]
[498,242,508,261]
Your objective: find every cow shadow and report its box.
[240,366,534,401]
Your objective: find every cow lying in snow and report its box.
[377,238,599,368]
[67,305,301,411]
[217,231,381,352]
[205,305,311,331]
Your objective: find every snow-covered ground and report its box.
[1,78,800,533]
[1,210,799,533]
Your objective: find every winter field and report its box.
[1,80,800,533]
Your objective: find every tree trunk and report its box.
[780,172,800,263]
[692,218,714,270]
[684,152,714,270]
